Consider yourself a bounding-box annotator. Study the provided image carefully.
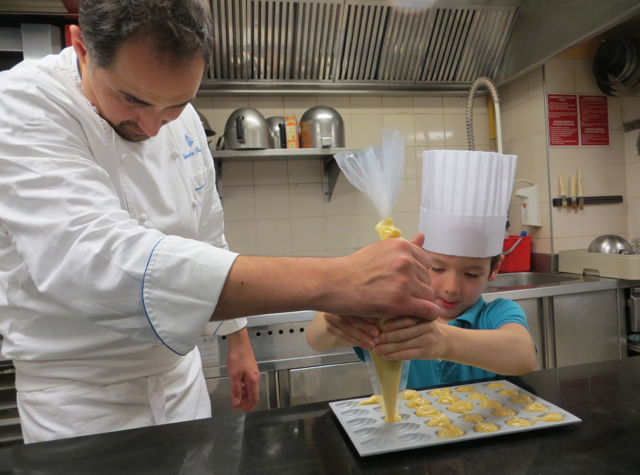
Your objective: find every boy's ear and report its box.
[487,255,505,281]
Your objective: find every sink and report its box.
[485,272,580,289]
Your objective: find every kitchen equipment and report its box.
[578,169,584,210]
[266,116,287,149]
[559,169,567,208]
[514,179,542,227]
[571,175,577,210]
[223,108,270,150]
[500,231,531,273]
[587,235,634,254]
[593,37,640,97]
[330,380,581,457]
[299,106,345,148]
[285,116,299,149]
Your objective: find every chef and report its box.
[0,0,438,444]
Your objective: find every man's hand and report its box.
[225,328,260,412]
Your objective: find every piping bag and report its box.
[334,128,410,423]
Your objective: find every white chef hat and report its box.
[419,150,517,258]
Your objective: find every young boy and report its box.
[306,150,537,388]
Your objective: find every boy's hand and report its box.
[324,313,380,349]
[372,319,448,361]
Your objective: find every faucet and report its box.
[466,77,502,153]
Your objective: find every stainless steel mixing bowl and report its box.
[587,235,634,254]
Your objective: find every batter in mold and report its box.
[438,423,465,438]
[467,392,488,400]
[416,406,441,417]
[497,389,519,396]
[448,401,474,415]
[430,388,452,397]
[523,402,548,412]
[510,395,533,404]
[427,413,450,427]
[474,422,499,433]
[539,412,564,422]
[454,386,476,392]
[486,382,506,389]
[437,395,460,405]
[406,397,430,408]
[479,399,502,409]
[462,413,485,423]
[401,390,420,400]
[491,407,516,417]
[506,417,533,427]
[358,395,382,406]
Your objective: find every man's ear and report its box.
[487,255,505,281]
[69,25,89,67]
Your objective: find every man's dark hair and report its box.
[79,0,213,69]
[490,255,502,273]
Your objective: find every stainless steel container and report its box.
[266,116,287,149]
[587,235,634,254]
[223,108,271,150]
[299,106,345,148]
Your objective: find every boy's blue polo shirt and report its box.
[353,297,531,389]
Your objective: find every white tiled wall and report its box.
[194,95,490,256]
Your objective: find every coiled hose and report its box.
[466,76,502,154]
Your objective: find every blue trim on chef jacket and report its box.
[353,297,533,389]
[141,236,183,356]
[195,183,206,191]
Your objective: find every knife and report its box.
[559,169,567,208]
[571,175,577,210]
[578,169,584,210]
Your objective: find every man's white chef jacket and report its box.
[0,47,244,441]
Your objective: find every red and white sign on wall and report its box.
[579,95,609,146]
[548,94,579,146]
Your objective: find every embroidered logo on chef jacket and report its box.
[182,134,202,160]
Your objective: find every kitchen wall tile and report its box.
[357,214,380,247]
[404,147,417,180]
[581,235,598,248]
[222,161,254,186]
[507,74,530,108]
[471,113,490,147]
[212,114,230,135]
[625,130,640,164]
[473,97,489,114]
[579,146,609,167]
[393,211,419,239]
[253,160,288,185]
[213,96,249,117]
[192,97,214,124]
[325,215,359,250]
[256,218,293,255]
[608,129,625,165]
[531,237,551,254]
[579,165,609,196]
[414,114,445,147]
[287,160,321,184]
[629,199,640,235]
[382,96,413,114]
[626,162,640,199]
[551,205,582,238]
[289,183,325,218]
[510,101,531,141]
[608,164,626,197]
[323,179,358,216]
[549,148,580,167]
[249,95,285,117]
[443,97,468,114]
[291,217,326,252]
[574,59,600,94]
[534,166,550,204]
[499,86,509,111]
[610,202,629,236]
[528,67,544,99]
[608,97,623,129]
[545,57,576,94]
[501,108,512,144]
[581,204,611,236]
[222,186,256,221]
[351,114,384,148]
[223,220,258,255]
[321,95,351,117]
[395,179,419,213]
[342,114,354,148]
[553,237,583,252]
[529,94,546,134]
[443,114,468,146]
[254,184,290,219]
[413,96,443,114]
[513,135,533,173]
[538,202,552,238]
[284,95,318,115]
[383,114,415,146]
[351,96,382,115]
[530,131,548,169]
[622,97,640,123]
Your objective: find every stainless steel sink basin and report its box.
[486,272,581,288]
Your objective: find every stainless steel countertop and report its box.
[245,273,640,327]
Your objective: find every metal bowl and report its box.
[587,235,634,254]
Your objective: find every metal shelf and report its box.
[212,148,362,202]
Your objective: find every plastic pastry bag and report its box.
[335,127,411,422]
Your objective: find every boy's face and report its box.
[426,251,501,322]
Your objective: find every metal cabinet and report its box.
[205,372,273,416]
[516,298,544,371]
[552,289,623,367]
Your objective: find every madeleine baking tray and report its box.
[329,380,581,457]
